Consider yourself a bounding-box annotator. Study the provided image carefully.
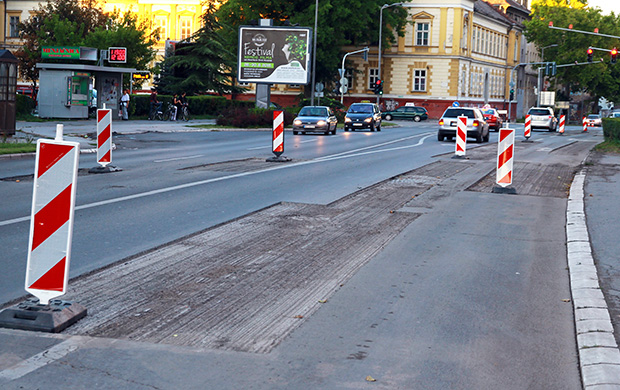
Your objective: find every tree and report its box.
[16,0,157,90]
[524,1,620,104]
[156,3,245,95]
[215,0,409,92]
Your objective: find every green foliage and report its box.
[16,0,157,90]
[156,3,245,95]
[602,117,620,141]
[16,95,36,115]
[128,94,254,117]
[216,0,409,88]
[216,107,295,127]
[524,4,620,102]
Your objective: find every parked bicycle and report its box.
[149,105,163,121]
[162,102,175,121]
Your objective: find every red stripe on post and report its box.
[98,124,111,148]
[28,257,66,291]
[31,184,72,251]
[37,143,74,178]
[497,145,513,168]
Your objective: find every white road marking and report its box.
[0,133,433,227]
[154,154,204,163]
[0,337,81,381]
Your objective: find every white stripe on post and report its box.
[25,139,80,304]
[583,116,588,132]
[496,128,515,188]
[455,115,467,157]
[97,109,112,167]
[272,111,284,157]
[559,115,565,134]
[524,115,531,139]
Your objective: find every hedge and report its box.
[16,94,36,115]
[129,94,254,117]
[602,118,620,141]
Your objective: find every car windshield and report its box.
[299,107,328,116]
[588,115,600,119]
[443,108,476,118]
[348,104,373,113]
[482,109,496,115]
[529,109,551,115]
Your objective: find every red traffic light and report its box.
[587,48,594,55]
[611,48,618,56]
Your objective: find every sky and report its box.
[587,0,617,14]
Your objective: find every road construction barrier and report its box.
[583,116,587,132]
[455,115,467,157]
[272,110,284,157]
[25,125,79,305]
[97,108,112,167]
[559,115,565,135]
[496,128,515,188]
[524,115,531,140]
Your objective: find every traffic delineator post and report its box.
[90,107,122,173]
[492,127,517,194]
[558,115,565,135]
[523,115,532,142]
[453,115,467,158]
[266,110,291,162]
[0,124,87,333]
[583,116,588,132]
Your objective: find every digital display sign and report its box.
[108,47,127,63]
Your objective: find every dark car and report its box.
[344,103,382,131]
[437,107,490,143]
[382,106,428,122]
[481,108,503,131]
[293,106,338,135]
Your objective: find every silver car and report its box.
[293,106,338,135]
[527,107,557,131]
[437,107,490,143]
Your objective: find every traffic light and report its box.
[509,89,514,101]
[587,47,593,63]
[334,80,341,94]
[612,48,617,64]
[374,79,383,95]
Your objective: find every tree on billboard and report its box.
[216,0,408,91]
[16,0,157,90]
[524,1,620,103]
[155,3,245,95]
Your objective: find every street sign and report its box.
[452,101,460,107]
[340,77,348,87]
[338,69,345,78]
[314,92,324,97]
[315,82,324,92]
[339,85,348,94]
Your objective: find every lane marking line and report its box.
[154,155,204,163]
[0,338,81,381]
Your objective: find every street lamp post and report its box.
[377,3,405,104]
[537,44,558,106]
[310,0,319,106]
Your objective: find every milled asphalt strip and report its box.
[568,170,620,388]
[0,337,83,381]
[0,133,434,228]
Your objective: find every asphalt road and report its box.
[0,121,599,388]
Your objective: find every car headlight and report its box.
[364,117,372,123]
[317,120,326,126]
[294,119,302,126]
[345,117,351,123]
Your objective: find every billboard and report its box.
[238,26,312,85]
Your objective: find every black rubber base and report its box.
[89,165,123,174]
[266,155,292,162]
[492,185,517,195]
[0,298,87,333]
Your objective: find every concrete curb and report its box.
[568,170,620,388]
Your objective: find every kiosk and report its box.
[0,50,18,136]
[36,63,138,119]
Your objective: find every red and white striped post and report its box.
[454,115,467,157]
[25,125,80,304]
[558,115,566,135]
[524,114,532,141]
[97,108,112,167]
[267,110,291,162]
[494,127,516,193]
[583,116,588,132]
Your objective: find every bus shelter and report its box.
[36,63,138,119]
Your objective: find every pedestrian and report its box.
[149,88,162,120]
[171,93,180,121]
[120,89,130,120]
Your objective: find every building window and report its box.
[413,69,426,92]
[179,16,192,40]
[368,68,379,89]
[9,16,20,38]
[154,16,168,40]
[415,22,429,46]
